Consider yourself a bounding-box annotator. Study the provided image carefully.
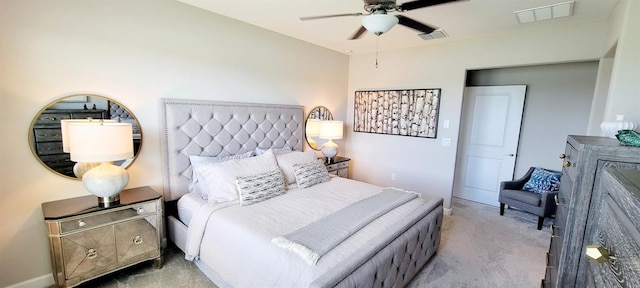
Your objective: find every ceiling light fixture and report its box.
[361,13,399,36]
[514,1,574,24]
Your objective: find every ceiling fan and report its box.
[300,0,463,40]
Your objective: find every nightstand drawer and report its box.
[326,161,348,170]
[59,201,157,234]
[115,217,160,263]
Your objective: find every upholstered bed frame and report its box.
[159,98,443,287]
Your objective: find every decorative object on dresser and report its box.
[321,155,350,178]
[354,89,440,138]
[305,106,333,150]
[542,135,640,288]
[29,94,142,179]
[319,120,344,161]
[600,114,637,139]
[42,186,164,288]
[65,121,134,206]
[584,168,640,287]
[499,167,561,230]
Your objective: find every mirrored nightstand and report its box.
[42,186,164,288]
[320,156,350,178]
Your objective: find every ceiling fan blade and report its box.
[398,0,460,11]
[349,26,368,40]
[396,15,436,34]
[300,13,364,21]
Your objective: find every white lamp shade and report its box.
[319,120,343,140]
[362,14,399,35]
[61,119,117,152]
[306,118,321,137]
[68,122,134,162]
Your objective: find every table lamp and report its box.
[319,120,343,162]
[67,121,133,206]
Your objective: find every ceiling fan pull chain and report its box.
[375,36,379,68]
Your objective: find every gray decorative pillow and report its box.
[293,160,330,189]
[236,168,286,206]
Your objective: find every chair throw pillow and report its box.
[236,168,286,206]
[523,168,562,194]
[293,160,330,189]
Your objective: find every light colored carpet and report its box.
[76,198,550,288]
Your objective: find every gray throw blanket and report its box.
[272,188,418,265]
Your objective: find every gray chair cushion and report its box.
[501,189,542,206]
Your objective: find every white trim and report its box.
[443,207,453,216]
[6,274,54,288]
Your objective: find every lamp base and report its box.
[321,139,339,161]
[83,162,129,206]
[98,194,120,207]
[73,162,101,178]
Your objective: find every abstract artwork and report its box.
[354,89,441,138]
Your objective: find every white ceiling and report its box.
[177,0,618,54]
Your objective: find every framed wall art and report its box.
[354,89,441,138]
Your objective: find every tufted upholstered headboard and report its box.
[160,98,304,201]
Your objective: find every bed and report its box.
[159,98,443,287]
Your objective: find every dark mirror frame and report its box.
[305,106,333,150]
[28,94,142,180]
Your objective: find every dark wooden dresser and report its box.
[543,135,640,287]
[585,168,640,287]
[32,108,106,177]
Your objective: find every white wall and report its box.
[346,21,611,209]
[0,0,348,286]
[603,0,640,125]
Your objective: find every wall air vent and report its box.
[419,29,448,41]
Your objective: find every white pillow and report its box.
[275,151,317,185]
[255,146,292,156]
[293,159,330,189]
[188,151,254,200]
[236,168,286,206]
[194,150,279,204]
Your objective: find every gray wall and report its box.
[466,61,599,178]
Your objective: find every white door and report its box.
[453,85,526,206]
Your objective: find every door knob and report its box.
[559,154,566,159]
[586,244,617,263]
[563,161,572,167]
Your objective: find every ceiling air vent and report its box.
[419,29,448,41]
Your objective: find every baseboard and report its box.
[5,274,54,288]
[443,206,453,216]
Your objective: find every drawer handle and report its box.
[78,220,86,227]
[586,244,617,263]
[137,207,145,214]
[563,161,572,168]
[133,235,143,245]
[86,249,97,259]
[559,154,566,159]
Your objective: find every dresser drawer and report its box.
[60,202,158,234]
[562,142,578,182]
[587,194,640,288]
[70,112,105,119]
[34,128,63,142]
[115,216,160,263]
[36,141,63,155]
[61,225,117,280]
[36,113,71,125]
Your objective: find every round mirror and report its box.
[306,106,333,150]
[29,94,142,180]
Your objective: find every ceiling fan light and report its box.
[362,14,399,35]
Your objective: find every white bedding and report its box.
[183,176,428,288]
